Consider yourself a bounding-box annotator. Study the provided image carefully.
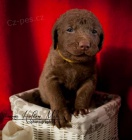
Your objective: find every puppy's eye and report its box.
[66,27,74,32]
[92,29,97,34]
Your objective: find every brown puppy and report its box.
[39,9,103,128]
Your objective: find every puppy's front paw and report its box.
[51,108,71,128]
[73,109,89,116]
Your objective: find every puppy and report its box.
[39,9,103,128]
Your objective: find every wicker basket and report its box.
[9,88,121,140]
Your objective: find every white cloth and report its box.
[2,121,33,140]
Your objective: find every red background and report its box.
[0,0,132,139]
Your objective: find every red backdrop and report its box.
[0,0,132,139]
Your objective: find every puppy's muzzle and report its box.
[78,40,91,52]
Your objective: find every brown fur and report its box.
[39,9,104,128]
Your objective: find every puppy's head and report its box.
[52,9,104,62]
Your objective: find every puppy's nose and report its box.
[79,41,91,50]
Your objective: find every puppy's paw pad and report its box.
[74,109,89,116]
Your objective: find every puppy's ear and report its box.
[98,33,104,50]
[52,24,58,50]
